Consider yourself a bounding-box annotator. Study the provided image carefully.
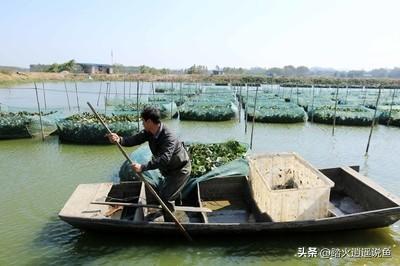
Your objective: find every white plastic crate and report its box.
[248,152,334,222]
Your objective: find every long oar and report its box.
[87,102,193,242]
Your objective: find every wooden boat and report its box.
[59,166,400,234]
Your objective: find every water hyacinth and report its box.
[188,140,248,177]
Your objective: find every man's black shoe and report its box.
[145,210,163,221]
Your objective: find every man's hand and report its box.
[106,133,120,144]
[131,163,142,173]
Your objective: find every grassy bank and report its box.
[1,71,400,88]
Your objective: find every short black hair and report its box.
[141,106,161,124]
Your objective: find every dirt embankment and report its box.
[1,71,400,88]
[0,71,234,87]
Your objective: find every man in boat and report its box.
[106,106,191,221]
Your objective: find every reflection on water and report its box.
[30,216,398,265]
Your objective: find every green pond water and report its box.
[0,82,399,265]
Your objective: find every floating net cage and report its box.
[110,101,178,119]
[56,112,139,144]
[308,105,379,126]
[0,112,33,139]
[246,102,307,123]
[0,105,68,139]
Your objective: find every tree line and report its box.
[28,60,400,79]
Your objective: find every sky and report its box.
[1,0,400,70]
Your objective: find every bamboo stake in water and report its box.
[277,83,280,96]
[310,85,315,122]
[86,102,193,242]
[365,87,382,155]
[250,86,259,149]
[245,84,249,134]
[123,77,126,106]
[289,87,293,101]
[129,80,132,99]
[34,82,44,141]
[332,86,339,136]
[41,82,47,111]
[180,82,183,105]
[238,85,242,123]
[105,82,110,114]
[136,81,140,132]
[363,86,367,106]
[74,81,80,112]
[170,91,173,119]
[64,81,71,111]
[387,89,396,126]
[97,82,103,107]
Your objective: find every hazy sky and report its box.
[1,0,399,70]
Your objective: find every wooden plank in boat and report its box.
[91,201,213,213]
[59,183,112,218]
[341,167,400,206]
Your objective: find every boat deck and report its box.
[59,166,400,234]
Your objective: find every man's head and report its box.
[141,106,161,133]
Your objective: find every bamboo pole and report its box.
[123,77,126,106]
[140,80,144,96]
[311,85,315,122]
[332,86,339,136]
[34,82,44,141]
[74,81,80,112]
[345,85,349,104]
[387,89,396,126]
[363,86,367,106]
[129,80,132,99]
[170,91,173,119]
[180,82,183,105]
[365,87,382,155]
[238,85,242,123]
[245,84,249,134]
[250,86,259,149]
[96,82,103,107]
[289,87,293,101]
[136,81,140,132]
[105,82,109,114]
[87,102,193,242]
[41,82,47,111]
[64,81,71,111]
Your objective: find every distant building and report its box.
[212,69,224,75]
[78,63,113,74]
